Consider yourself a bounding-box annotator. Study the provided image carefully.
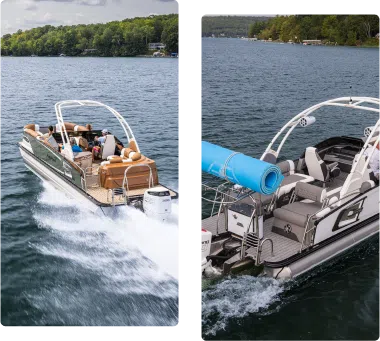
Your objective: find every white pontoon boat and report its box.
[202,97,379,278]
[19,100,177,220]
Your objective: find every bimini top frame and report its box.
[55,100,140,161]
[260,96,380,179]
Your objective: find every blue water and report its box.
[1,57,178,325]
[202,38,379,339]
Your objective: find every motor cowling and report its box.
[202,229,212,271]
[143,187,172,221]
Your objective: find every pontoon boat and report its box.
[202,97,379,279]
[19,100,177,220]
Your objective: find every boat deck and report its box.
[202,213,301,263]
[87,185,177,205]
[83,164,177,205]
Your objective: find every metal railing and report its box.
[122,164,154,202]
[299,190,364,252]
[82,166,100,192]
[240,199,257,260]
[108,187,127,205]
[257,238,274,264]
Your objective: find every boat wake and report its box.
[28,183,178,325]
[202,275,286,336]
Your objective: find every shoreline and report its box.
[1,55,178,58]
[202,37,379,48]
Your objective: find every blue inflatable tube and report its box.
[202,141,284,195]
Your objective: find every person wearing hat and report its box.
[96,128,109,145]
[92,128,108,160]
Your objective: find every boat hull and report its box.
[264,217,379,279]
[19,144,108,215]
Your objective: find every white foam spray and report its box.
[34,182,178,285]
[202,275,285,336]
[28,183,179,325]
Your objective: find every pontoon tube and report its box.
[202,141,284,195]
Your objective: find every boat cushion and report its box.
[277,160,295,176]
[305,147,329,181]
[273,201,322,227]
[99,157,158,190]
[74,151,92,170]
[252,173,315,206]
[101,135,116,160]
[294,182,327,203]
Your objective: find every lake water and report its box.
[1,57,178,325]
[202,38,379,339]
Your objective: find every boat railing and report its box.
[240,197,258,260]
[202,181,255,215]
[299,190,363,252]
[82,166,100,192]
[122,164,154,203]
[256,238,274,264]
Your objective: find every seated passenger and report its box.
[364,137,379,181]
[61,137,83,154]
[92,129,108,160]
[42,125,54,138]
[115,140,124,156]
[78,136,90,151]
[42,125,59,151]
[96,128,109,145]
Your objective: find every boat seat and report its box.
[99,156,158,190]
[237,160,314,207]
[305,147,340,182]
[272,182,326,242]
[74,151,92,170]
[101,135,116,160]
[58,122,88,132]
[74,136,89,150]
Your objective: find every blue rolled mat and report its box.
[202,141,284,195]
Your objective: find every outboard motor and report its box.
[201,228,220,277]
[143,187,171,221]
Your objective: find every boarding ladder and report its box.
[108,164,154,206]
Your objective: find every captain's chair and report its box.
[101,135,116,159]
[305,147,340,182]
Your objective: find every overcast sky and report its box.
[201,8,295,17]
[1,0,178,35]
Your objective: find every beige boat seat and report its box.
[73,136,89,150]
[272,182,327,242]
[57,122,89,132]
[74,151,92,169]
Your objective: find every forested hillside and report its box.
[249,15,379,46]
[1,14,178,56]
[202,16,271,37]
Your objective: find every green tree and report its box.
[161,17,178,53]
[1,14,179,57]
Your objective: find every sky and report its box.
[1,0,178,35]
[201,8,295,17]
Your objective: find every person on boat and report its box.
[61,137,83,154]
[42,125,59,151]
[363,136,379,181]
[96,128,109,145]
[43,125,54,138]
[86,124,92,131]
[92,128,108,160]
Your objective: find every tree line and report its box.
[202,16,271,38]
[248,15,379,46]
[1,14,178,57]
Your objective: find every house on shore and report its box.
[148,43,166,50]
